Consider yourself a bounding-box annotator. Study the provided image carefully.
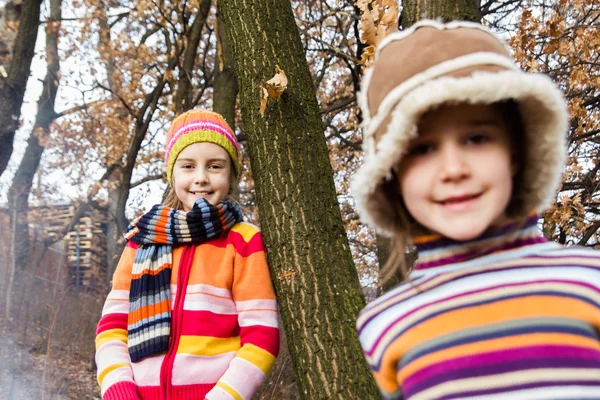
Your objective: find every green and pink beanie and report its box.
[165,110,239,185]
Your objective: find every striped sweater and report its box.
[357,217,600,399]
[95,222,279,400]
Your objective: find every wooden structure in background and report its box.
[24,203,107,293]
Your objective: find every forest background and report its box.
[0,0,598,397]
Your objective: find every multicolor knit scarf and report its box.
[124,198,243,362]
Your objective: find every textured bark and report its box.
[212,7,237,129]
[401,0,481,28]
[5,0,61,317]
[0,0,42,177]
[218,0,379,398]
[105,167,129,284]
[7,0,61,265]
[97,3,128,283]
[98,3,176,283]
[173,0,211,114]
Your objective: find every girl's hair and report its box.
[162,158,240,209]
[379,100,528,287]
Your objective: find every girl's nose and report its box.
[193,169,209,184]
[438,144,470,182]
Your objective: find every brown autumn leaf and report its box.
[259,86,269,117]
[258,65,288,116]
[266,65,288,99]
[355,0,399,67]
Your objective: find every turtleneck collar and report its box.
[412,214,547,270]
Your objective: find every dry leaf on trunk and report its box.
[259,87,269,117]
[266,65,288,99]
[259,65,288,116]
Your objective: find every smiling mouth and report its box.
[190,191,212,196]
[437,193,481,205]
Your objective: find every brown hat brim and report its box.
[352,69,568,235]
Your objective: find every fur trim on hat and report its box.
[352,69,568,235]
[361,52,518,147]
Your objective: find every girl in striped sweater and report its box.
[95,110,279,400]
[352,20,600,399]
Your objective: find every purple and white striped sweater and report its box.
[357,217,600,399]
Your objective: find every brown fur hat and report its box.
[352,20,568,235]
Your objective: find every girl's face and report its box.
[172,142,232,211]
[397,103,516,241]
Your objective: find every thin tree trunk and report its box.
[5,205,18,318]
[7,0,61,278]
[105,167,129,284]
[401,0,481,28]
[174,0,211,114]
[219,0,379,397]
[0,0,42,177]
[96,3,126,285]
[97,2,174,282]
[5,0,60,318]
[212,6,238,128]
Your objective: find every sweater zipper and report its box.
[160,244,195,400]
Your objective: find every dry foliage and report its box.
[259,65,288,116]
[510,0,600,246]
[355,0,399,66]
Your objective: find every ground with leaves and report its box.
[0,315,99,400]
[0,312,298,400]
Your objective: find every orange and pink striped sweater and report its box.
[95,222,279,400]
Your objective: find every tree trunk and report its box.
[401,0,481,28]
[0,0,42,177]
[218,0,379,398]
[97,2,174,283]
[7,0,61,268]
[173,0,211,114]
[212,7,238,129]
[5,0,61,316]
[105,167,129,285]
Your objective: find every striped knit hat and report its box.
[165,110,239,184]
[352,20,568,235]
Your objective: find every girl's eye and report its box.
[182,164,194,169]
[407,144,434,156]
[466,134,490,145]
[208,164,223,170]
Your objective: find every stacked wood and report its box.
[27,203,107,293]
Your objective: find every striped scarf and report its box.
[124,198,243,362]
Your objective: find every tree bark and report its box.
[7,0,61,266]
[173,0,211,114]
[5,0,61,317]
[212,6,238,129]
[218,0,379,397]
[401,0,481,28]
[96,3,128,284]
[96,3,176,283]
[96,2,178,282]
[0,0,42,177]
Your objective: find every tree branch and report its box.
[130,173,166,188]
